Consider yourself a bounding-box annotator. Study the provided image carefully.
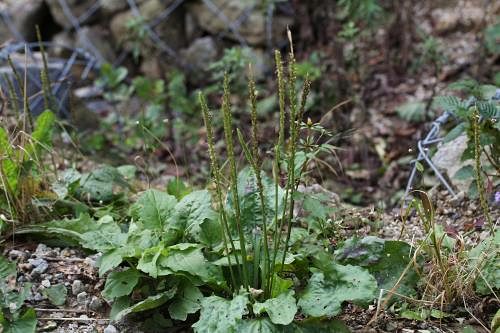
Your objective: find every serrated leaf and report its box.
[192,294,249,333]
[476,101,499,119]
[168,281,203,321]
[444,123,466,143]
[286,319,351,333]
[42,284,67,306]
[298,264,377,317]
[102,268,140,300]
[114,288,177,321]
[131,189,177,231]
[0,308,37,333]
[253,290,297,325]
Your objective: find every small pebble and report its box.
[35,243,49,255]
[72,280,86,295]
[39,321,58,332]
[41,279,51,288]
[77,291,88,305]
[104,324,119,333]
[89,296,104,312]
[34,292,45,302]
[8,249,26,261]
[28,258,48,276]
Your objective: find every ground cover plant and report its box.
[0,3,499,331]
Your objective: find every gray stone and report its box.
[180,37,218,85]
[39,321,58,332]
[34,292,45,302]
[28,258,48,276]
[76,291,88,305]
[103,324,119,333]
[72,280,86,295]
[432,134,472,194]
[0,0,47,42]
[35,243,49,255]
[101,0,129,16]
[187,0,290,46]
[76,26,116,63]
[8,249,26,261]
[88,296,104,312]
[41,279,51,288]
[110,0,186,53]
[45,0,99,29]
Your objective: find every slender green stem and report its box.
[269,50,287,293]
[247,70,271,296]
[472,107,494,234]
[199,92,239,291]
[221,73,250,289]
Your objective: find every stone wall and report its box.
[0,0,294,84]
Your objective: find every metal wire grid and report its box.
[1,0,291,64]
[405,90,500,201]
[0,42,99,116]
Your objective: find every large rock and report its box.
[76,26,116,63]
[0,0,48,42]
[187,0,292,46]
[432,134,472,193]
[45,0,99,29]
[180,36,218,85]
[110,0,186,54]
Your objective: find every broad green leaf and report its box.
[132,189,177,231]
[491,308,500,333]
[468,232,500,295]
[114,288,177,321]
[335,237,419,297]
[298,264,377,317]
[97,248,125,277]
[137,246,170,278]
[109,296,130,320]
[236,318,279,333]
[0,308,37,333]
[166,178,191,199]
[443,123,466,143]
[0,127,19,192]
[168,281,203,321]
[77,166,128,202]
[0,255,16,279]
[79,216,127,252]
[30,110,55,155]
[102,268,140,300]
[253,290,297,325]
[159,243,224,286]
[51,168,81,199]
[192,294,249,333]
[42,284,67,306]
[227,168,285,233]
[141,312,173,332]
[454,165,474,180]
[167,190,217,244]
[270,274,293,298]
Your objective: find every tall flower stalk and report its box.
[199,41,311,298]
